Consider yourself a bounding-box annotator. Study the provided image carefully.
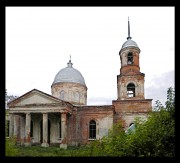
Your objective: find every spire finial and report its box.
[127,17,132,40]
[67,55,73,68]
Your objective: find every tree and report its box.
[89,87,175,157]
[5,89,18,109]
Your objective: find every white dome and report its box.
[52,60,86,86]
[122,39,139,49]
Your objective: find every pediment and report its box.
[8,89,63,107]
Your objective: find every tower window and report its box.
[127,83,135,97]
[89,120,96,139]
[127,53,133,64]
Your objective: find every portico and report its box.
[8,89,72,149]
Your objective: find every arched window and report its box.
[127,53,133,64]
[74,91,80,103]
[30,120,33,137]
[125,123,135,134]
[129,123,134,127]
[60,90,65,100]
[127,83,135,97]
[89,120,96,139]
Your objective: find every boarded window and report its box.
[60,90,65,100]
[74,91,80,103]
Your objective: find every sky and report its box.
[6,7,175,107]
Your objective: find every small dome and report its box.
[52,60,86,86]
[122,38,139,49]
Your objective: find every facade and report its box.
[7,20,152,149]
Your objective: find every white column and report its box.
[41,113,49,147]
[60,112,67,149]
[24,113,31,147]
[9,114,14,137]
[13,115,18,137]
[20,115,25,145]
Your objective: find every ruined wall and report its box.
[67,109,79,146]
[120,113,149,129]
[68,106,114,145]
[112,99,152,128]
[117,74,145,100]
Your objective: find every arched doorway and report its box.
[40,119,51,145]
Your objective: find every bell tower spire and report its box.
[127,17,132,40]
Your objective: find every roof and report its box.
[121,38,139,49]
[7,88,74,109]
[52,59,86,86]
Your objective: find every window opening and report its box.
[127,53,133,64]
[89,120,96,139]
[127,83,135,97]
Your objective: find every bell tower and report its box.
[117,18,145,100]
[112,18,152,128]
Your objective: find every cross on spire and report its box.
[67,55,73,68]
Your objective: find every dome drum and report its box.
[51,59,87,105]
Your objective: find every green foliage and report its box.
[5,137,19,156]
[5,109,20,156]
[89,87,175,157]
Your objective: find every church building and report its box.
[7,20,152,149]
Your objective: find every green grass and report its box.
[9,145,94,157]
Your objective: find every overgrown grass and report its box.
[7,145,96,157]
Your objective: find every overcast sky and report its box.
[6,7,174,107]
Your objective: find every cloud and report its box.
[87,70,175,107]
[145,70,174,106]
[87,97,114,105]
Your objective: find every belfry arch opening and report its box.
[127,83,135,97]
[127,52,133,64]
